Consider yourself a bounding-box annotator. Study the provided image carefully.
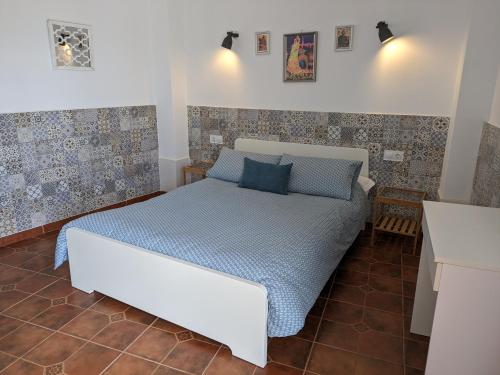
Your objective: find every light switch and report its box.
[383,150,404,162]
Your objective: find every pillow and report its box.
[206,147,282,183]
[358,175,376,195]
[239,158,293,195]
[279,154,363,200]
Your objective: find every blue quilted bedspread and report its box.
[55,178,368,336]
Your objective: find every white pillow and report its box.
[358,175,375,195]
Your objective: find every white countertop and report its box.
[423,201,500,273]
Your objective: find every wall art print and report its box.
[47,20,93,70]
[335,25,354,51]
[256,31,271,55]
[283,32,317,82]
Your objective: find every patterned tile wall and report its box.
[0,106,160,238]
[188,106,450,202]
[471,122,500,208]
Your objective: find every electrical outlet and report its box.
[209,134,223,144]
[383,150,404,162]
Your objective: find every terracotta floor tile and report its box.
[371,249,402,265]
[403,281,416,298]
[345,246,372,260]
[402,254,420,268]
[316,319,359,351]
[0,266,33,285]
[67,289,104,308]
[268,336,312,369]
[40,262,70,279]
[15,273,57,294]
[93,320,147,350]
[153,366,194,375]
[103,354,158,375]
[4,295,51,321]
[307,343,358,374]
[8,237,41,249]
[127,327,177,362]
[152,318,187,333]
[0,315,24,338]
[340,258,370,273]
[19,255,53,272]
[404,339,428,370]
[26,238,56,254]
[0,352,16,371]
[402,267,418,282]
[335,270,369,286]
[31,303,83,330]
[368,275,402,295]
[61,309,110,339]
[91,296,129,315]
[363,308,403,336]
[163,339,219,375]
[24,332,85,366]
[369,263,402,279]
[125,306,156,325]
[403,297,414,316]
[358,330,404,364]
[0,248,17,258]
[205,347,255,375]
[323,300,363,324]
[295,314,320,341]
[308,297,326,317]
[405,366,425,375]
[64,342,120,375]
[0,251,37,266]
[355,355,404,375]
[1,359,44,375]
[255,362,303,375]
[0,323,51,356]
[330,283,365,305]
[365,291,402,314]
[0,290,30,311]
[36,279,74,299]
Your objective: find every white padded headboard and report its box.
[234,138,369,177]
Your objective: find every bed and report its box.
[55,138,369,367]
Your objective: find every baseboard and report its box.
[0,191,166,247]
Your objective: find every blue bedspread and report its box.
[55,178,368,336]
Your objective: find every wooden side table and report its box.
[182,161,214,185]
[371,186,427,254]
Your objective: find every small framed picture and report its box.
[256,31,271,55]
[283,31,318,82]
[335,25,354,51]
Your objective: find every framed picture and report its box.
[283,32,318,82]
[256,31,270,55]
[47,20,94,70]
[335,25,354,51]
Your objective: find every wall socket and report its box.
[383,150,404,162]
[209,134,223,144]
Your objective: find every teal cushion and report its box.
[238,158,293,195]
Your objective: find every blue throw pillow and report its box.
[207,147,282,183]
[279,154,363,200]
[239,158,293,195]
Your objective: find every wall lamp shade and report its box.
[376,21,395,44]
[221,31,239,50]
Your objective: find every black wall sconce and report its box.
[221,31,239,50]
[376,21,395,44]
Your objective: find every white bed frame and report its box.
[67,139,369,367]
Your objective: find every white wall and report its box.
[183,0,469,116]
[0,0,154,113]
[439,0,500,202]
[489,67,500,127]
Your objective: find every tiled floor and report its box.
[0,229,428,375]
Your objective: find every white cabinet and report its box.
[412,202,500,374]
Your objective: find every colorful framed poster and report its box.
[283,32,317,82]
[256,31,271,54]
[335,25,354,51]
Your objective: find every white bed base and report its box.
[66,138,369,367]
